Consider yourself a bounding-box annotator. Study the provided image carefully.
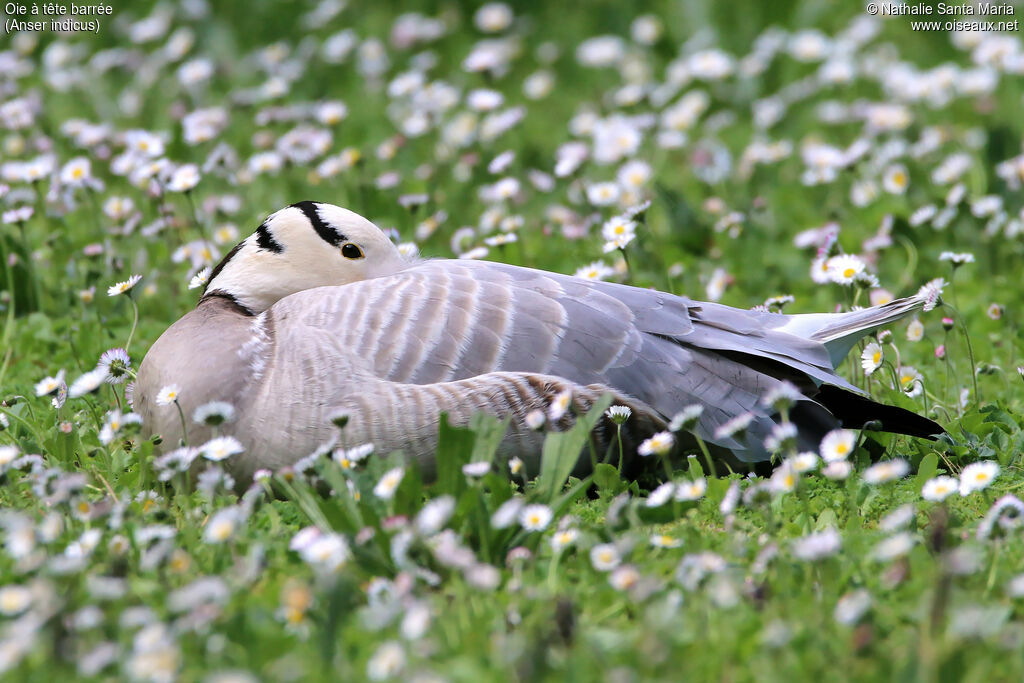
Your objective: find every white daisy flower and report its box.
[373,467,405,500]
[861,342,883,375]
[547,388,573,422]
[959,461,999,496]
[107,274,142,297]
[518,504,553,531]
[922,475,958,502]
[589,543,621,571]
[203,507,242,544]
[199,436,244,462]
[638,431,675,457]
[863,458,910,485]
[34,370,66,397]
[825,254,866,285]
[675,478,707,501]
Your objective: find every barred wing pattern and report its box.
[257,259,848,464]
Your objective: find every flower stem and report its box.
[125,296,140,353]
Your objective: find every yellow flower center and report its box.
[843,267,856,278]
[873,351,882,364]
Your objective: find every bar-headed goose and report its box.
[135,201,940,482]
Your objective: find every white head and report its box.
[203,201,408,314]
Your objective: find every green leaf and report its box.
[815,508,838,531]
[468,412,510,464]
[434,413,477,498]
[915,452,938,490]
[536,394,614,503]
[593,463,623,493]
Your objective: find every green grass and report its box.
[1,1,1023,680]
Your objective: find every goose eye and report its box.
[341,243,364,260]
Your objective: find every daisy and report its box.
[373,467,405,500]
[415,496,455,536]
[675,478,707,501]
[300,533,350,573]
[791,527,841,561]
[524,409,546,430]
[0,585,32,616]
[769,464,797,494]
[193,401,236,426]
[608,565,641,591]
[959,461,999,496]
[490,497,524,529]
[916,278,946,311]
[638,431,674,457]
[863,458,910,484]
[34,370,66,397]
[575,261,615,281]
[938,251,975,267]
[617,160,652,189]
[650,534,682,549]
[871,532,915,562]
[474,3,514,32]
[166,164,200,192]
[669,404,704,431]
[646,482,676,507]
[896,366,923,398]
[882,164,910,194]
[909,204,938,227]
[68,368,109,398]
[107,274,142,297]
[462,461,491,478]
[714,412,755,440]
[2,206,33,224]
[332,443,373,470]
[589,543,621,571]
[518,504,553,531]
[203,507,242,544]
[822,460,853,480]
[59,157,92,187]
[97,348,132,384]
[906,318,924,342]
[825,254,866,285]
[188,268,210,290]
[834,590,872,626]
[600,215,637,244]
[764,422,798,452]
[199,436,244,462]
[550,528,578,551]
[605,405,632,424]
[547,388,573,422]
[788,452,820,473]
[861,342,883,375]
[922,476,958,502]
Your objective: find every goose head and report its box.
[202,201,407,314]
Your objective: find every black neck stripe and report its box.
[198,290,255,316]
[203,239,245,295]
[291,200,347,247]
[255,218,284,253]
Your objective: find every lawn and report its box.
[1,1,1023,680]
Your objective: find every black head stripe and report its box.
[203,240,246,294]
[291,200,347,247]
[255,219,284,253]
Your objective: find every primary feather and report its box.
[135,202,941,482]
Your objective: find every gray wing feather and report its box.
[265,259,850,461]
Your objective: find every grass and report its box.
[1,1,1023,680]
